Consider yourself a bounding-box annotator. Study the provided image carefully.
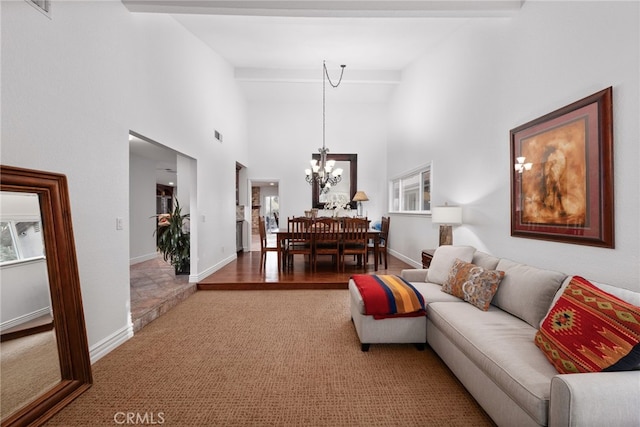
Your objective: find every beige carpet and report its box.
[46,290,494,426]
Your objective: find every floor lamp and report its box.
[431,203,462,246]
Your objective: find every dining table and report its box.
[274,227,381,271]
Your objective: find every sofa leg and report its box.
[414,343,425,351]
[361,343,370,352]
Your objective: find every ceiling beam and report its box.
[235,68,401,84]
[122,1,524,18]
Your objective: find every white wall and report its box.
[0,260,51,329]
[247,100,388,223]
[1,1,248,359]
[129,153,157,264]
[128,12,249,280]
[387,1,639,289]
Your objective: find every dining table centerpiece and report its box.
[324,193,352,217]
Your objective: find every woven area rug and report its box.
[46,290,494,426]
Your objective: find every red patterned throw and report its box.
[535,276,640,374]
[352,274,426,320]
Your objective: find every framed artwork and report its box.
[510,87,614,248]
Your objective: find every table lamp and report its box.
[431,203,462,246]
[352,191,369,217]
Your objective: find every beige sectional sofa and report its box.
[350,245,640,426]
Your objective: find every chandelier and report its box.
[305,60,346,194]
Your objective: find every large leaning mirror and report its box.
[311,153,357,209]
[1,165,92,427]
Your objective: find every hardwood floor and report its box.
[197,251,414,290]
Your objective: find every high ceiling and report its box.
[124,1,523,181]
[123,1,522,72]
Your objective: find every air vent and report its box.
[26,0,51,17]
[214,130,223,143]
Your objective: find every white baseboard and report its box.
[130,252,158,265]
[389,249,421,269]
[190,253,238,283]
[0,307,51,332]
[89,322,134,364]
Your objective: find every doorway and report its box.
[128,132,197,332]
[248,180,280,252]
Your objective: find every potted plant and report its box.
[155,199,190,275]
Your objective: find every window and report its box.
[0,220,45,264]
[389,163,432,213]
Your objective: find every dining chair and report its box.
[368,216,390,269]
[285,216,313,269]
[258,216,278,271]
[312,217,341,272]
[341,217,369,272]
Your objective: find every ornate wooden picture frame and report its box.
[510,87,614,248]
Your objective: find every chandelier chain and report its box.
[306,61,346,195]
[322,60,346,151]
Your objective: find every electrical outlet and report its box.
[221,246,225,253]
[116,217,124,230]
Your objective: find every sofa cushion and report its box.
[442,258,505,311]
[411,281,466,308]
[492,259,566,328]
[426,245,476,285]
[471,251,500,270]
[428,302,557,425]
[535,276,640,374]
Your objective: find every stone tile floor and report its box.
[130,255,196,333]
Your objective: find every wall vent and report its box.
[214,130,223,143]
[26,0,51,17]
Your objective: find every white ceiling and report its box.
[171,14,471,71]
[123,1,522,73]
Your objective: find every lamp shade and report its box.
[431,205,462,225]
[352,191,369,202]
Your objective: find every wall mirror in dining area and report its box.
[312,153,357,210]
[1,165,92,427]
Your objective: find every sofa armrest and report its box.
[549,371,640,427]
[401,269,429,283]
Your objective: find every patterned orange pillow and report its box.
[535,276,640,374]
[442,258,505,311]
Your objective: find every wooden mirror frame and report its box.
[1,165,92,427]
[311,153,358,209]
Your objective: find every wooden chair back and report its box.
[286,216,313,268]
[312,218,341,271]
[313,217,341,247]
[342,217,369,248]
[380,216,390,246]
[259,216,268,249]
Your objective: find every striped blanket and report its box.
[352,274,426,319]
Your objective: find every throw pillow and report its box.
[426,245,476,285]
[535,276,640,374]
[442,258,505,311]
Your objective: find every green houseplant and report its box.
[155,199,190,275]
